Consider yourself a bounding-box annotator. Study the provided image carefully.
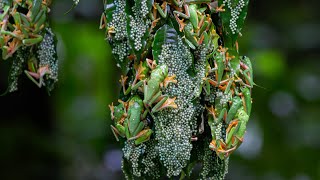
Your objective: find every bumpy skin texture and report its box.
[0,0,58,93]
[103,0,253,179]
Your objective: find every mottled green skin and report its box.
[226,96,242,124]
[114,102,126,122]
[112,96,152,145]
[125,96,145,138]
[241,56,255,87]
[241,86,252,116]
[0,4,10,21]
[111,102,127,138]
[189,4,198,28]
[235,107,249,138]
[215,51,225,85]
[226,107,249,148]
[241,56,253,79]
[143,64,168,106]
[125,96,152,145]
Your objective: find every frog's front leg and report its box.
[107,26,116,39]
[234,77,252,89]
[225,96,242,124]
[232,108,249,146]
[154,2,168,18]
[109,102,115,120]
[224,120,244,154]
[210,139,234,159]
[149,3,164,32]
[186,23,198,40]
[119,75,131,95]
[99,13,106,29]
[240,68,260,89]
[132,61,148,88]
[240,87,252,115]
[22,34,43,46]
[173,4,190,19]
[206,77,230,88]
[208,1,225,13]
[214,50,226,85]
[214,4,225,13]
[222,78,234,94]
[175,14,187,32]
[216,139,237,159]
[174,4,190,31]
[225,107,249,148]
[206,105,227,126]
[225,120,240,146]
[2,38,22,59]
[172,0,183,7]
[209,139,218,151]
[146,58,157,70]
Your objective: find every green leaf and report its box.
[219,0,250,47]
[31,0,42,22]
[189,4,198,29]
[152,24,178,62]
[134,0,154,11]
[0,5,10,21]
[147,0,154,10]
[103,0,116,23]
[228,49,240,75]
[3,0,13,6]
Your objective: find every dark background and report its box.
[0,0,319,179]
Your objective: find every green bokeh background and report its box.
[0,0,319,179]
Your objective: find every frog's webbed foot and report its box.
[161,74,177,88]
[215,4,225,13]
[109,102,115,120]
[128,129,153,145]
[174,13,187,32]
[151,96,178,113]
[146,58,157,70]
[132,61,147,86]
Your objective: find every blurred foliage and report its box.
[0,0,320,180]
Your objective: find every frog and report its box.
[110,96,153,145]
